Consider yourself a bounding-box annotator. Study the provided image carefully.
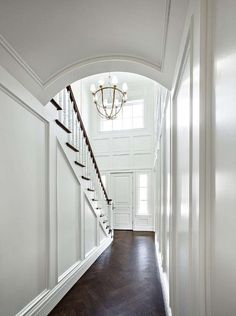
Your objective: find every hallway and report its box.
[50,231,166,316]
[2,1,236,315]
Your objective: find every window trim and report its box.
[136,172,149,215]
[99,99,145,133]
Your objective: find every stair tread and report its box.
[66,142,79,152]
[51,99,62,111]
[55,119,71,133]
[75,161,86,168]
[82,176,90,181]
[87,188,95,192]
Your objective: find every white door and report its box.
[110,173,133,230]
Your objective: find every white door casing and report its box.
[110,173,133,230]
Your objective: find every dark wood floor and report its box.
[49,231,166,316]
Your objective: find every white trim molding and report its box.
[18,238,112,316]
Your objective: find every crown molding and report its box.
[0,35,44,87]
[160,0,171,71]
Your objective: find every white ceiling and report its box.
[0,0,189,104]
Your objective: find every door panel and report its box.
[111,173,133,230]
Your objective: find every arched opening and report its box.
[41,60,170,106]
[51,70,169,231]
[48,70,169,316]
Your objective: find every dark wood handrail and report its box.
[51,86,110,203]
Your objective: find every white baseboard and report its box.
[133,226,154,232]
[155,240,172,316]
[19,237,112,316]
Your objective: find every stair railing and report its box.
[51,85,113,234]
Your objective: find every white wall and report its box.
[174,47,192,316]
[0,84,48,316]
[156,0,236,316]
[156,1,206,316]
[160,1,236,316]
[57,145,81,278]
[0,66,112,316]
[85,73,158,172]
[210,1,236,315]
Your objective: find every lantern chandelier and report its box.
[90,74,128,120]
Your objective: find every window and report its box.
[137,173,148,215]
[100,99,144,132]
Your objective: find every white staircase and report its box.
[52,86,113,237]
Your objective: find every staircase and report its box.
[51,85,113,237]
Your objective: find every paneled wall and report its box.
[157,3,236,315]
[0,66,112,316]
[89,77,157,172]
[156,1,206,316]
[210,1,236,315]
[92,134,154,170]
[0,85,48,316]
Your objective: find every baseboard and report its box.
[133,226,154,232]
[19,237,112,316]
[155,240,172,316]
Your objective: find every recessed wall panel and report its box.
[99,224,107,243]
[133,135,152,152]
[93,138,110,154]
[84,198,97,255]
[0,91,48,316]
[133,153,153,169]
[112,154,131,169]
[96,155,111,170]
[57,146,80,277]
[112,137,130,153]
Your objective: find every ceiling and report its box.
[0,0,189,104]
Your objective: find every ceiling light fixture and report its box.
[90,74,128,120]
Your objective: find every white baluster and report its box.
[92,163,96,191]
[72,110,75,145]
[93,162,96,185]
[76,120,80,160]
[63,89,68,127]
[88,153,92,181]
[75,118,79,149]
[85,145,87,177]
[82,135,86,171]
[58,91,64,122]
[68,93,74,143]
[79,125,83,163]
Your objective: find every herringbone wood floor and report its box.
[49,231,166,316]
